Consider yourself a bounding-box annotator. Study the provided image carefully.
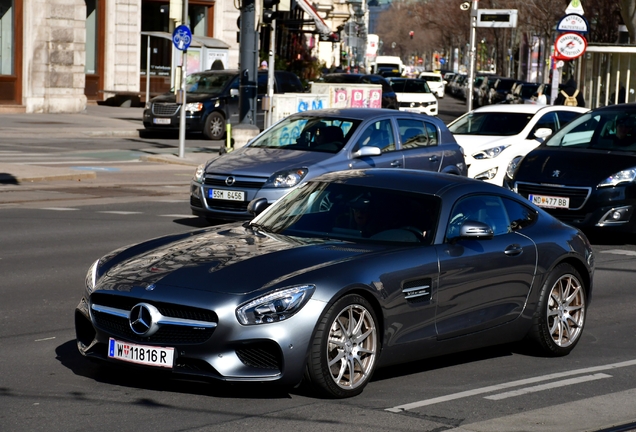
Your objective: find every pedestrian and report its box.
[555,78,585,107]
[260,60,268,70]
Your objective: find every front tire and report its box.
[306,294,379,398]
[529,263,586,356]
[203,112,225,140]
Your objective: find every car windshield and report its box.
[420,75,442,83]
[248,115,361,153]
[544,109,636,151]
[185,73,233,94]
[390,79,432,93]
[252,181,440,244]
[448,112,533,136]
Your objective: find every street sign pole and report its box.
[467,0,478,112]
[179,0,189,158]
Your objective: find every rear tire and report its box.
[203,112,225,140]
[528,263,586,356]
[306,294,379,398]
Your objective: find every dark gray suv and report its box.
[143,70,304,140]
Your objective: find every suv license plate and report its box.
[153,118,171,125]
[108,338,174,368]
[209,189,245,201]
[528,194,570,209]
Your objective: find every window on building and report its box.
[0,0,14,75]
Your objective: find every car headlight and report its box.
[193,164,205,183]
[472,145,509,160]
[263,168,308,188]
[506,155,523,179]
[598,167,636,187]
[236,285,315,325]
[185,102,204,112]
[85,259,100,294]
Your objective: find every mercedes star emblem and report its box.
[129,303,161,336]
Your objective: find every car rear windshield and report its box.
[249,115,361,153]
[185,73,234,94]
[449,112,533,136]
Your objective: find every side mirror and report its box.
[534,127,552,140]
[230,88,239,97]
[352,146,382,158]
[247,197,270,216]
[459,220,494,240]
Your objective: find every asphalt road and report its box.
[1,97,636,432]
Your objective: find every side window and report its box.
[425,122,438,146]
[398,119,428,149]
[555,111,581,129]
[502,198,537,231]
[532,112,557,136]
[353,119,396,153]
[446,195,510,240]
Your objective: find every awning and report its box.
[140,31,230,49]
[296,0,332,37]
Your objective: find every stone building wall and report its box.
[24,0,87,113]
[103,0,141,95]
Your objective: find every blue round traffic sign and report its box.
[172,25,192,51]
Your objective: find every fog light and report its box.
[597,206,633,226]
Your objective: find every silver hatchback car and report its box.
[190,108,467,221]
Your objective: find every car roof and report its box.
[286,107,442,122]
[313,169,509,198]
[419,72,442,77]
[470,104,588,115]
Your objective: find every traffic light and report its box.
[409,31,414,39]
[262,0,280,24]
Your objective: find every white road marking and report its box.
[35,337,56,342]
[97,211,143,215]
[41,207,79,211]
[601,249,636,256]
[484,373,612,400]
[159,214,198,218]
[386,359,636,412]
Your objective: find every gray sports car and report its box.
[76,169,594,398]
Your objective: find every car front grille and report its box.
[515,182,591,210]
[204,176,267,189]
[203,197,250,212]
[90,293,217,345]
[152,103,180,116]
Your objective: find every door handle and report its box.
[504,244,523,256]
[390,160,402,167]
[429,155,439,162]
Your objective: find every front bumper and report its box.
[190,179,289,221]
[75,291,326,386]
[398,104,438,116]
[143,108,206,132]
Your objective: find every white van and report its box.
[370,56,404,77]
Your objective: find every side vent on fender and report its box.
[402,278,432,303]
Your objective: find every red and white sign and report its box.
[554,32,587,60]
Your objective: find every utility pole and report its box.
[234,0,260,148]
[467,0,478,112]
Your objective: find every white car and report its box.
[387,77,438,116]
[447,104,588,186]
[418,72,445,98]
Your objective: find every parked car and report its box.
[510,104,636,234]
[448,104,587,186]
[387,77,438,116]
[490,77,519,104]
[191,108,466,221]
[318,73,399,109]
[449,74,467,98]
[418,71,445,98]
[142,69,304,140]
[75,168,594,398]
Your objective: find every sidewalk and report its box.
[0,104,217,183]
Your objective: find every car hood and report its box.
[100,224,379,295]
[515,147,636,186]
[204,147,339,177]
[151,92,220,103]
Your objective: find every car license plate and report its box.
[528,194,570,209]
[153,118,171,125]
[108,338,174,368]
[208,188,245,201]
